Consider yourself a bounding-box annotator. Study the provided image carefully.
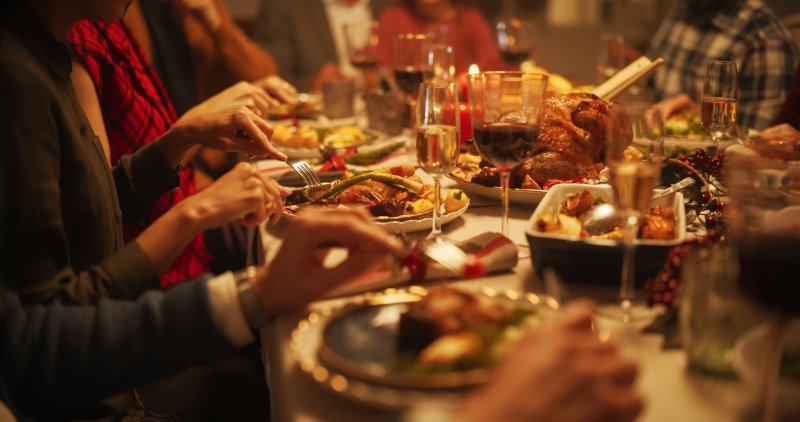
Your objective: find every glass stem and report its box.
[762,318,788,422]
[431,175,443,238]
[500,170,510,237]
[620,215,638,319]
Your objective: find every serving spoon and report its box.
[579,177,695,235]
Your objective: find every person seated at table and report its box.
[646,0,799,130]
[0,0,288,307]
[66,20,297,284]
[253,0,395,91]
[377,0,507,74]
[0,208,640,421]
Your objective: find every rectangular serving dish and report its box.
[525,184,686,286]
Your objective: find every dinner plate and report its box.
[284,188,470,233]
[274,126,385,160]
[446,175,546,205]
[633,136,739,155]
[290,286,558,409]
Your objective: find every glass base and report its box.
[595,300,661,324]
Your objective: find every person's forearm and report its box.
[134,198,210,274]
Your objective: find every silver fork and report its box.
[420,237,469,275]
[287,159,321,186]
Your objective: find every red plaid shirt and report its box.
[67,21,211,287]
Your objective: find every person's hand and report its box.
[167,106,287,160]
[254,75,299,105]
[758,123,800,142]
[173,0,223,34]
[310,62,349,91]
[253,207,404,313]
[651,93,697,122]
[184,162,290,229]
[459,300,643,422]
[183,81,279,119]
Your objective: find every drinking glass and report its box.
[496,18,536,67]
[701,60,738,148]
[424,44,454,83]
[392,33,430,129]
[728,155,799,420]
[596,33,627,83]
[416,81,460,237]
[603,105,664,322]
[466,72,548,236]
[344,21,380,90]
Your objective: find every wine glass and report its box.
[596,33,627,84]
[424,44,454,83]
[466,71,548,236]
[392,33,430,129]
[496,18,536,67]
[728,155,798,420]
[602,104,664,322]
[416,81,460,238]
[701,60,738,149]
[344,21,380,89]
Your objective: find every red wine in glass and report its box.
[500,49,530,66]
[394,68,425,97]
[351,57,379,70]
[738,233,800,317]
[472,122,538,171]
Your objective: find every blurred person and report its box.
[254,0,395,91]
[124,0,281,115]
[378,0,506,73]
[646,0,799,130]
[770,62,800,131]
[67,20,295,284]
[0,0,287,306]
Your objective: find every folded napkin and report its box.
[325,232,518,298]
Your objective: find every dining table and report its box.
[254,151,757,422]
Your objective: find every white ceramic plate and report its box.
[290,286,558,409]
[274,124,385,160]
[633,136,739,155]
[446,175,546,205]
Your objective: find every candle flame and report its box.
[468,64,479,75]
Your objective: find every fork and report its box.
[287,159,321,186]
[420,237,469,275]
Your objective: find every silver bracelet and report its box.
[234,266,274,330]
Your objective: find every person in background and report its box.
[254,0,395,91]
[646,0,799,130]
[125,0,281,115]
[378,0,506,74]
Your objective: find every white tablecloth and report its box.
[257,174,753,422]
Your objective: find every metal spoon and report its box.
[579,177,696,235]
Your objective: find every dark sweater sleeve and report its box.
[771,64,800,130]
[0,275,236,419]
[113,140,180,225]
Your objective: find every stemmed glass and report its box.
[415,81,460,237]
[701,60,738,149]
[392,33,430,129]
[603,105,664,322]
[424,44,455,83]
[344,21,381,89]
[466,72,548,236]
[596,34,627,83]
[496,18,536,67]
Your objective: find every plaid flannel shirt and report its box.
[67,21,212,287]
[647,0,799,129]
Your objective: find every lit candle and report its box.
[458,64,480,144]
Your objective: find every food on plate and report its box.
[268,96,319,119]
[534,189,676,240]
[451,93,613,189]
[393,286,538,372]
[285,166,469,218]
[271,124,374,149]
[664,111,709,139]
[444,189,468,214]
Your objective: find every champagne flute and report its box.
[416,81,460,237]
[496,18,536,67]
[466,72,548,236]
[603,105,664,322]
[701,60,738,149]
[424,44,454,83]
[344,21,381,90]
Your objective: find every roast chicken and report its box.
[513,93,615,186]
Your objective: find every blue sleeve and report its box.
[0,275,236,417]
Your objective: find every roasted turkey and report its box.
[512,93,615,186]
